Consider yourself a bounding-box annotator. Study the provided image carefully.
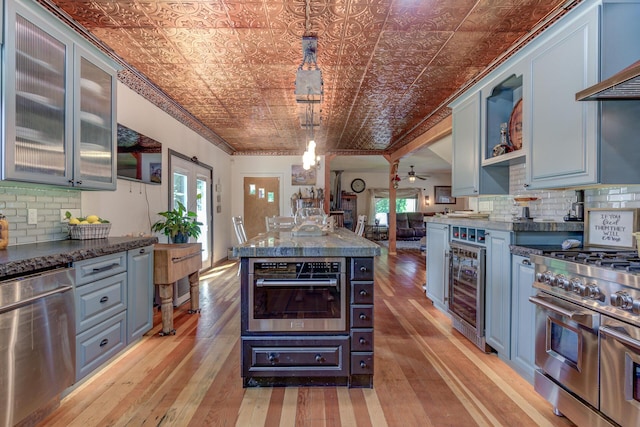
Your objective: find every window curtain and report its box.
[366,187,421,223]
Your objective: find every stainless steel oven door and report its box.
[600,316,640,426]
[530,293,600,408]
[249,275,346,332]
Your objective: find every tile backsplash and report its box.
[0,183,80,246]
[478,163,640,221]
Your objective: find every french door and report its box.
[169,150,212,269]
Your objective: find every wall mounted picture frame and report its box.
[434,186,456,204]
[291,164,316,186]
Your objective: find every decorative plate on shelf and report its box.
[508,99,523,150]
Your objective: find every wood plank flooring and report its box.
[41,249,576,427]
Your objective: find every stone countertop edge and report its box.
[0,236,158,279]
[425,216,584,232]
[233,228,382,258]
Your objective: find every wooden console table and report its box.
[153,243,202,335]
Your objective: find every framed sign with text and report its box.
[584,208,640,249]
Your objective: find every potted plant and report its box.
[151,200,202,243]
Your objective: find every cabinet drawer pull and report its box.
[92,263,120,273]
[522,259,531,265]
[99,338,109,347]
[360,361,367,369]
[315,354,323,363]
[359,289,368,296]
[99,296,109,303]
[359,313,367,320]
[359,337,367,345]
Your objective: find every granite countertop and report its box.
[0,236,158,279]
[426,216,584,232]
[232,228,381,258]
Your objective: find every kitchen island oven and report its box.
[530,249,640,427]
[235,228,380,388]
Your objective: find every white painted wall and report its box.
[82,83,232,264]
[230,155,327,218]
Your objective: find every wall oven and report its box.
[247,257,346,332]
[448,241,490,352]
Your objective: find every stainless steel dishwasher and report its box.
[0,267,75,427]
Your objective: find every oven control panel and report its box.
[251,258,345,278]
[451,226,486,246]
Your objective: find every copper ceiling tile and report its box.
[44,0,568,155]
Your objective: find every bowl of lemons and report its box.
[66,211,111,239]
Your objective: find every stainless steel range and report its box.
[530,249,640,427]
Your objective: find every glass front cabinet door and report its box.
[4,0,117,189]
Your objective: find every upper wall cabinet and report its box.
[525,1,599,189]
[3,0,118,190]
[526,0,640,189]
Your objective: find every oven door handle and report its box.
[529,295,597,328]
[256,278,338,287]
[600,326,640,352]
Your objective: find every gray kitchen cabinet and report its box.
[510,255,536,384]
[526,0,640,189]
[127,245,154,343]
[73,252,128,381]
[484,229,512,358]
[3,0,118,189]
[425,222,449,312]
[526,2,599,189]
[451,90,510,197]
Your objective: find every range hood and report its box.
[576,60,640,101]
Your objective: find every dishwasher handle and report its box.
[0,285,73,315]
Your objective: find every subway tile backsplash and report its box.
[0,183,80,246]
[479,163,640,221]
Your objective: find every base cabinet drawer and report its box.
[351,329,374,352]
[76,312,126,381]
[242,336,349,377]
[75,272,127,333]
[74,252,127,286]
[351,305,374,328]
[351,352,374,375]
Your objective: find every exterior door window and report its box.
[169,151,212,269]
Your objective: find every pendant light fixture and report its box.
[296,0,323,170]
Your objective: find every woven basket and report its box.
[69,223,111,240]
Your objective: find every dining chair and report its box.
[355,215,367,237]
[232,216,248,244]
[232,216,247,276]
[265,216,295,231]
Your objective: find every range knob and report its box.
[585,283,604,301]
[611,291,634,310]
[537,271,554,284]
[554,275,569,289]
[570,278,586,295]
[633,300,640,315]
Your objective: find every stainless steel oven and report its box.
[530,293,600,408]
[530,249,640,427]
[247,257,346,332]
[600,316,640,427]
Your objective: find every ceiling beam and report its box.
[389,116,452,163]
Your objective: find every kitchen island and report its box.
[233,228,381,388]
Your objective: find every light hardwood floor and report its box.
[41,249,576,427]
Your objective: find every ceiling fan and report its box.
[402,165,429,182]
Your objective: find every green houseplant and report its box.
[151,200,202,243]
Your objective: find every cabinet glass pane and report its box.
[78,57,113,182]
[15,14,66,176]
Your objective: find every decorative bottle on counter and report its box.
[0,214,8,249]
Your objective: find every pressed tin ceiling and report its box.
[42,0,574,157]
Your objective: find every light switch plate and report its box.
[28,209,37,225]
